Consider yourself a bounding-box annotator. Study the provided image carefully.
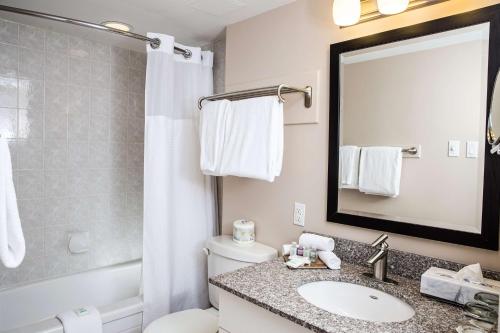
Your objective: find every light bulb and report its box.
[332,0,361,27]
[377,0,410,15]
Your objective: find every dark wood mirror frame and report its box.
[327,5,500,250]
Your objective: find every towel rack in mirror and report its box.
[198,84,312,110]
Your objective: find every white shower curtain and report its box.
[142,34,216,327]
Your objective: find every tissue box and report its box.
[420,267,500,305]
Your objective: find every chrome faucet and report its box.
[366,234,390,282]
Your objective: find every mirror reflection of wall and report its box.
[488,70,500,150]
[338,23,489,234]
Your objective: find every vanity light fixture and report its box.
[377,0,409,15]
[332,0,361,26]
[332,0,450,27]
[101,21,133,32]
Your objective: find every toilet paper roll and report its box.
[233,220,255,245]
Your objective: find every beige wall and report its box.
[339,38,487,233]
[222,0,500,270]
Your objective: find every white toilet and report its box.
[144,235,277,333]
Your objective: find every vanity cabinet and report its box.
[218,290,311,333]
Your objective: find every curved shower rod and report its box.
[0,4,193,58]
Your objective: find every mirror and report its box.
[328,6,500,250]
[488,70,500,147]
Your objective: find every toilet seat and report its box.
[144,308,218,333]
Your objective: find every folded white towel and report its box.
[318,251,341,270]
[358,146,402,197]
[0,141,25,268]
[339,145,360,189]
[199,99,231,175]
[56,306,102,333]
[299,233,335,252]
[219,96,283,182]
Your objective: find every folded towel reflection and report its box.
[299,233,335,252]
[358,146,402,197]
[318,251,341,270]
[339,146,360,189]
[0,141,25,268]
[199,96,284,182]
[56,306,103,333]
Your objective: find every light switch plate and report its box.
[466,141,479,158]
[448,140,460,157]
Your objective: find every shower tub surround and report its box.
[0,17,145,288]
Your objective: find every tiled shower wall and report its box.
[0,17,145,288]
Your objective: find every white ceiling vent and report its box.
[187,0,247,16]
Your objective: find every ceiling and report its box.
[0,0,295,51]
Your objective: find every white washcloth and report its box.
[318,251,341,270]
[358,147,402,197]
[299,233,335,252]
[56,306,102,333]
[199,99,231,175]
[219,96,283,182]
[339,146,361,189]
[0,141,25,268]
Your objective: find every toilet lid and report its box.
[144,309,218,333]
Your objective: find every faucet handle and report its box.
[371,234,388,248]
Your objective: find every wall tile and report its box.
[19,79,44,109]
[91,61,109,88]
[46,31,68,54]
[129,51,146,70]
[69,57,91,86]
[127,143,144,169]
[45,52,69,83]
[0,77,18,108]
[19,48,44,80]
[18,199,44,230]
[0,107,17,138]
[128,116,144,143]
[90,41,110,62]
[110,65,129,92]
[18,140,43,170]
[19,108,44,140]
[88,140,110,169]
[45,82,68,115]
[110,90,128,118]
[91,89,109,115]
[69,36,91,58]
[0,19,18,45]
[109,143,128,169]
[44,169,68,197]
[19,24,44,50]
[67,168,90,196]
[89,113,109,141]
[43,197,69,226]
[111,46,129,67]
[129,68,145,93]
[8,140,18,169]
[89,168,111,195]
[44,110,68,140]
[128,93,145,118]
[127,167,143,193]
[17,170,43,199]
[0,43,18,78]
[68,141,89,169]
[109,114,127,143]
[43,139,68,169]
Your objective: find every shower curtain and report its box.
[142,34,216,327]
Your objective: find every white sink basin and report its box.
[297,281,415,323]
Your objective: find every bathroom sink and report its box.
[297,281,415,323]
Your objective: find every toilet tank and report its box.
[206,235,277,309]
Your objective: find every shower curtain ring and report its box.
[277,84,287,103]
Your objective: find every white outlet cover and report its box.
[466,141,479,158]
[448,140,460,157]
[294,202,306,227]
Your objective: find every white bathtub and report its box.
[0,260,143,333]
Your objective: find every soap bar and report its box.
[420,267,500,305]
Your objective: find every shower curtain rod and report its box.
[0,4,193,58]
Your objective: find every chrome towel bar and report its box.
[198,84,312,109]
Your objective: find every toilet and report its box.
[144,235,277,333]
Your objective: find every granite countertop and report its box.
[209,258,469,333]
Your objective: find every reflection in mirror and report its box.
[338,23,489,234]
[488,70,500,148]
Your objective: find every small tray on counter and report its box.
[283,255,328,270]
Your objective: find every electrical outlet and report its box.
[293,202,306,227]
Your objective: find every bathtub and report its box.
[0,260,143,333]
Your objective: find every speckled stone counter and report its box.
[210,258,469,333]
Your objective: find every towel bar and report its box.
[198,84,312,109]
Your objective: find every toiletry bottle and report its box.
[297,246,304,256]
[310,249,317,263]
[304,246,311,259]
[290,242,298,257]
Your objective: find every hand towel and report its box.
[56,306,103,333]
[358,146,403,197]
[339,145,361,189]
[318,251,341,270]
[219,96,283,182]
[299,233,335,252]
[0,141,25,268]
[199,99,231,175]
